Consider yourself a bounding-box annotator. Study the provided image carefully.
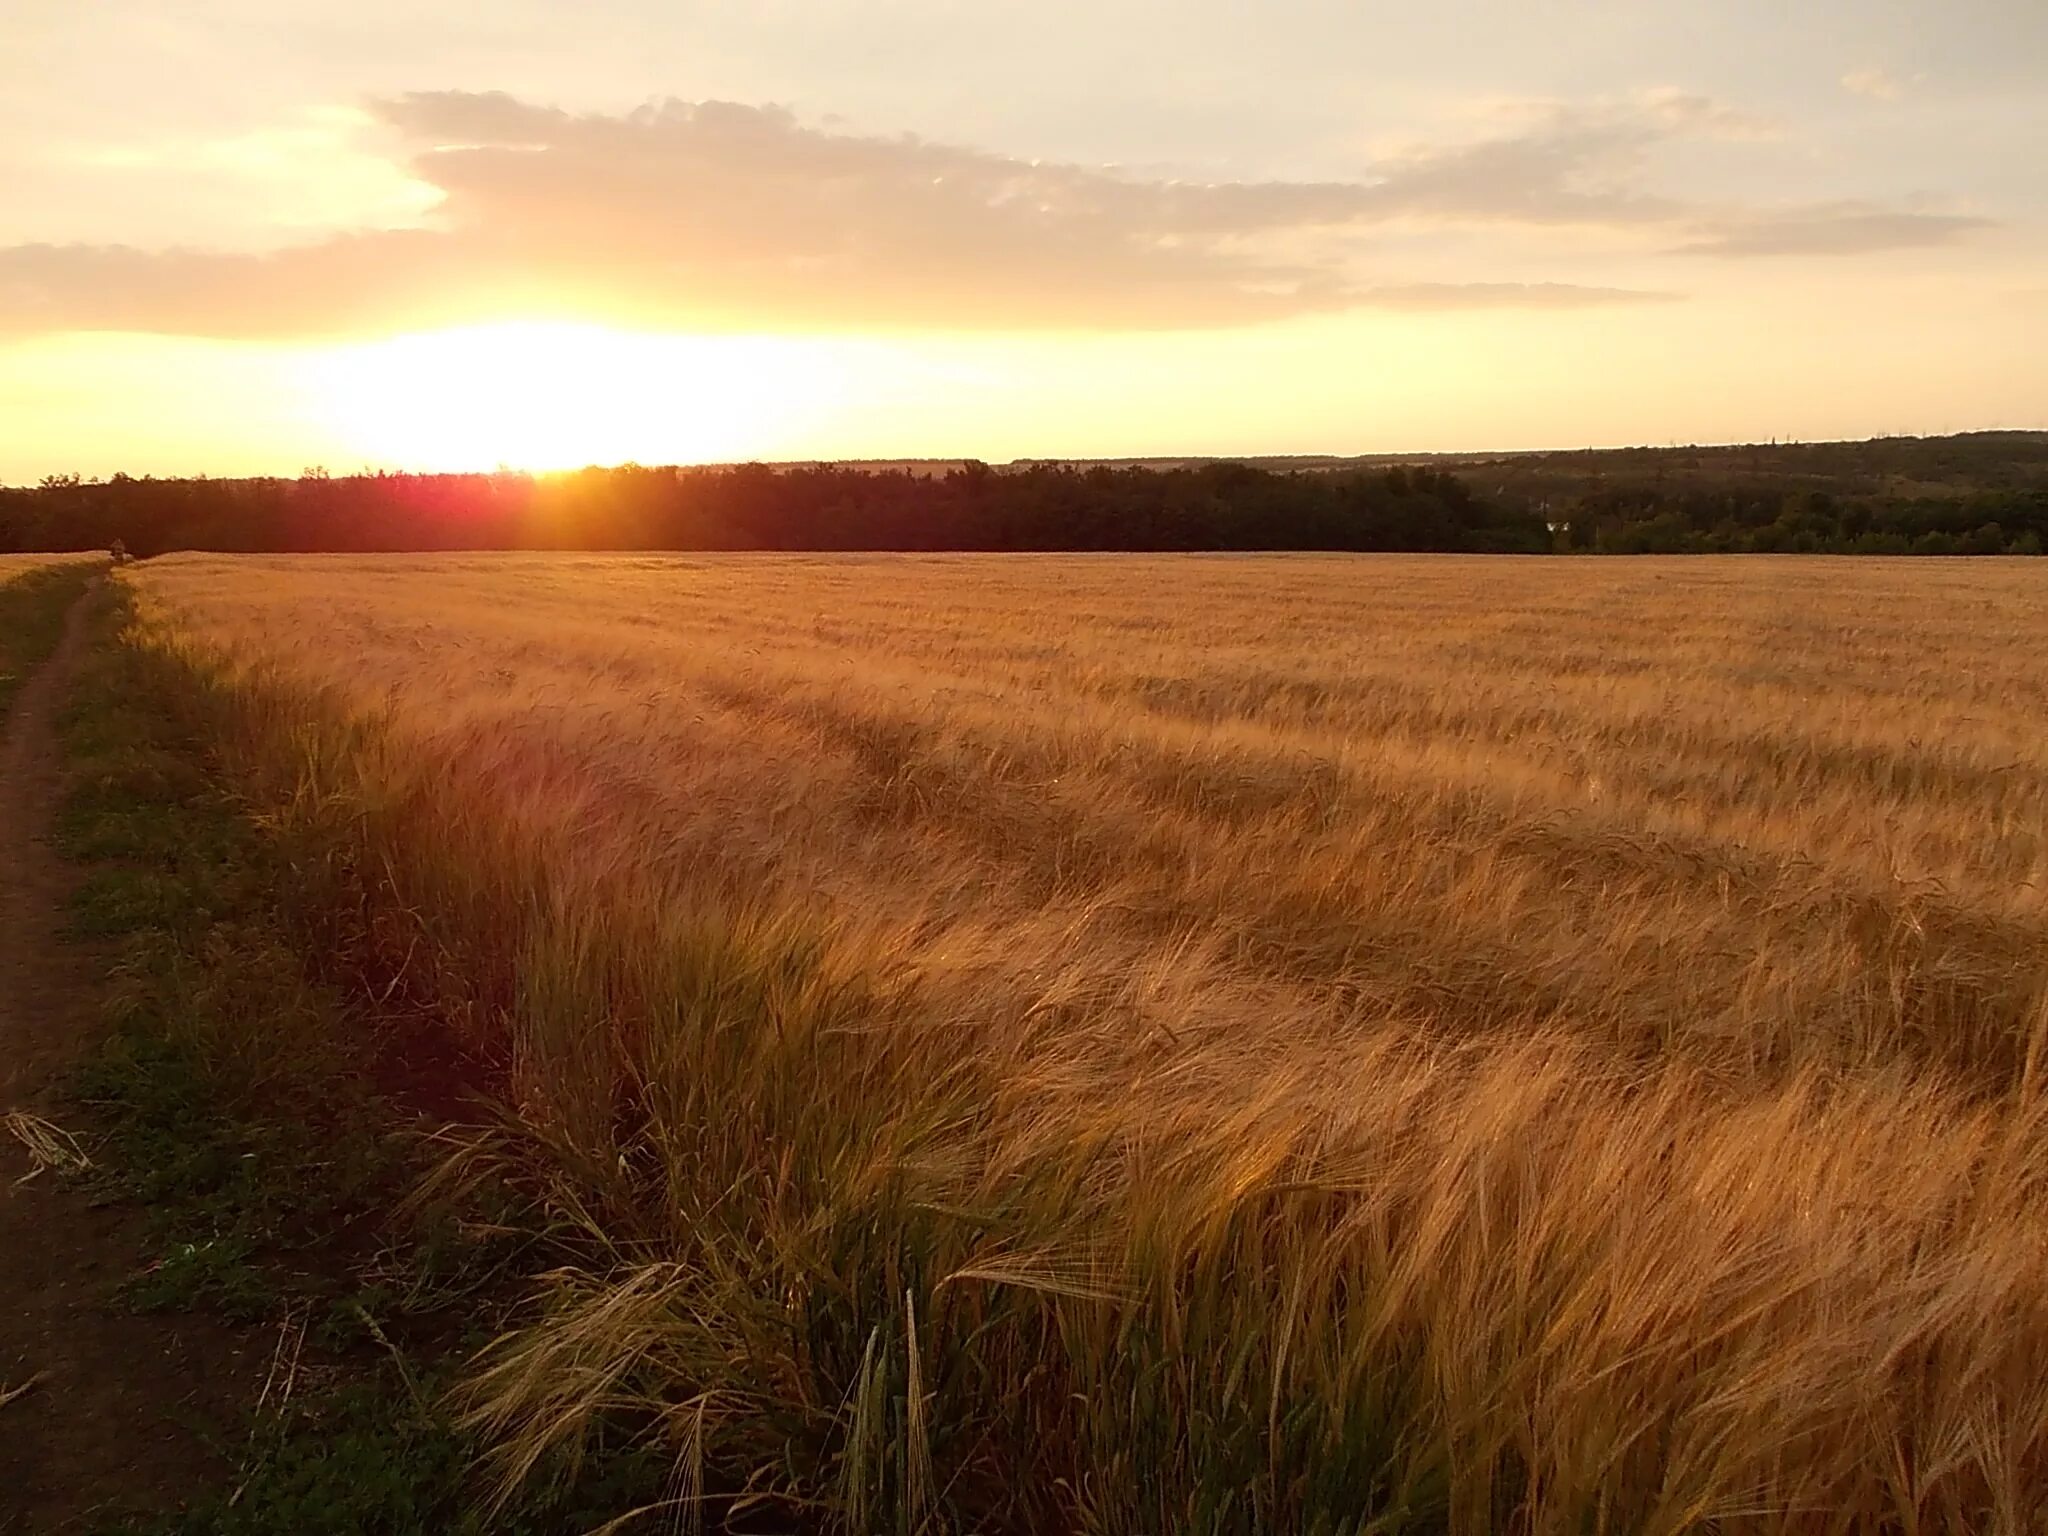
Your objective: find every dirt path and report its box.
[0,588,252,1533]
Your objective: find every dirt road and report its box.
[0,588,250,1532]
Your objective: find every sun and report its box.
[299,322,847,471]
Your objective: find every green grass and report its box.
[0,559,99,714]
[52,582,667,1534]
[113,1372,677,1536]
[58,582,386,1319]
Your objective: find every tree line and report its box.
[1469,431,2048,555]
[4,456,2043,558]
[1551,486,2047,555]
[1,462,1550,557]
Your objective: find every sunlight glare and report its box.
[300,322,849,471]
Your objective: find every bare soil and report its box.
[0,589,253,1533]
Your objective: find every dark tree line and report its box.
[1552,487,2048,555]
[0,462,1550,557]
[1468,432,2048,555]
[8,445,2044,559]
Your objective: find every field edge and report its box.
[44,577,672,1534]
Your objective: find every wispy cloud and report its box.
[1672,207,1994,256]
[1360,282,1680,309]
[1840,68,1910,102]
[0,93,1680,335]
[1372,92,1987,259]
[0,88,1990,338]
[1352,91,1771,230]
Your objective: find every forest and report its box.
[4,432,2045,556]
[0,462,1549,556]
[1485,431,2048,554]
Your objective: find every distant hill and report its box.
[755,431,2048,499]
[1406,431,2048,507]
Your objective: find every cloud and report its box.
[1357,129,1682,229]
[0,88,1974,338]
[0,92,1677,335]
[1351,91,1771,229]
[1360,282,1680,309]
[1841,69,1909,102]
[1366,92,1991,260]
[1672,207,1995,256]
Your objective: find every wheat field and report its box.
[125,552,2048,1532]
[0,553,99,581]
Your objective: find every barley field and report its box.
[0,552,98,582]
[126,553,2048,1532]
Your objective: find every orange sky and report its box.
[2,1,2043,479]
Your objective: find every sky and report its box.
[2,0,2044,479]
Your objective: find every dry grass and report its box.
[4,1111,93,1184]
[127,552,2048,1532]
[0,553,100,581]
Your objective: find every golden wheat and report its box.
[0,553,98,582]
[127,552,2048,1532]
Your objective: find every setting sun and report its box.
[4,1,2048,1529]
[298,322,851,471]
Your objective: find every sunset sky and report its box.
[3,0,2044,480]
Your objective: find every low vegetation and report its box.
[0,555,100,713]
[0,553,103,579]
[48,580,670,1533]
[91,551,2048,1533]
